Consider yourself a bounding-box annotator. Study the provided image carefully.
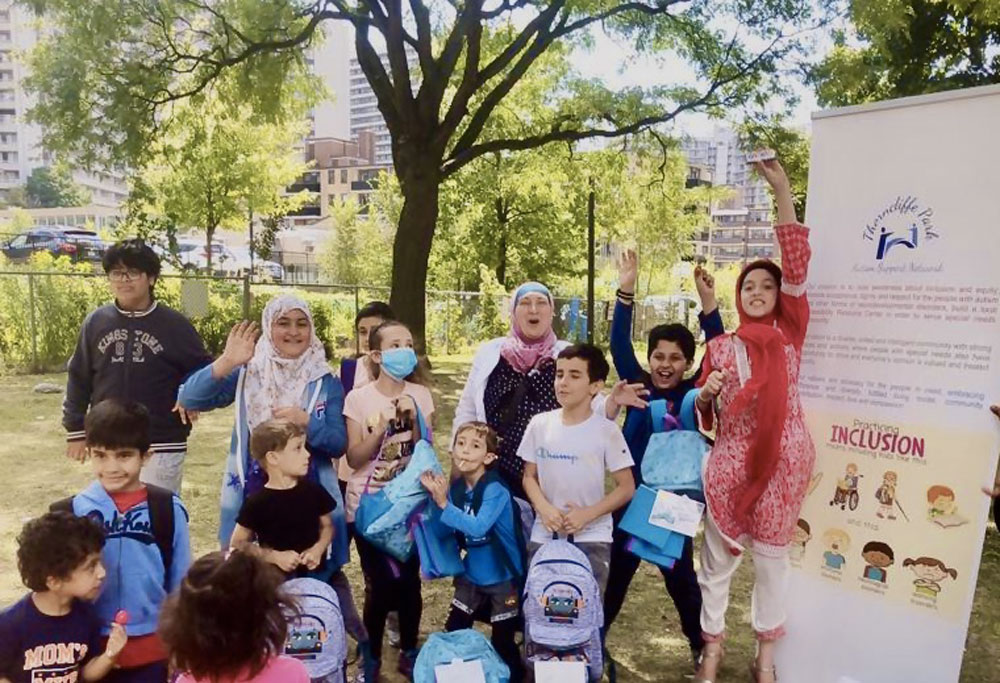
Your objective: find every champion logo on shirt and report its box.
[534,447,579,464]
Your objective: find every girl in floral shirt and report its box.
[693,158,815,683]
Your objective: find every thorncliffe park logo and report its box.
[863,195,940,261]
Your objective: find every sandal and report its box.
[748,660,778,683]
[693,645,724,683]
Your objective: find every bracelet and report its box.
[615,288,635,300]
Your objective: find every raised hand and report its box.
[617,248,638,295]
[221,321,260,368]
[610,380,650,410]
[752,158,790,192]
[694,265,717,312]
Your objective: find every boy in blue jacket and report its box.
[58,399,191,683]
[421,422,525,682]
[603,251,724,667]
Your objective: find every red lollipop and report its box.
[114,609,129,626]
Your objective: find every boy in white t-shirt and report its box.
[520,343,636,593]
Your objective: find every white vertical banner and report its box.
[777,85,1000,682]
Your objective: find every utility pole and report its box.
[587,183,595,344]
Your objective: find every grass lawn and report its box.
[1,359,999,681]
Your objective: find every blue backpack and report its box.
[356,405,441,562]
[523,535,603,682]
[413,629,511,683]
[282,578,347,681]
[639,389,709,502]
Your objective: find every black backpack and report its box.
[51,485,175,588]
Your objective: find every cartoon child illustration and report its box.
[927,485,969,528]
[821,528,851,571]
[790,519,812,562]
[830,463,860,510]
[903,556,958,600]
[875,471,898,519]
[860,541,894,583]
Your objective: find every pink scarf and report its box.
[499,282,557,374]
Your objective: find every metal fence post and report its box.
[28,273,38,372]
[242,274,251,319]
[354,285,360,355]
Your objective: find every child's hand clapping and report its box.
[420,471,449,509]
[104,622,128,660]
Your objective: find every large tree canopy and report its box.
[26,0,821,350]
[810,0,1000,107]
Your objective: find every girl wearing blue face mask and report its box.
[343,319,435,680]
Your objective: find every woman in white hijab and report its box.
[177,295,371,669]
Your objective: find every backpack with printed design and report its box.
[413,629,510,683]
[639,389,709,502]
[523,535,603,681]
[281,578,347,681]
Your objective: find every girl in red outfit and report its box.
[693,158,815,683]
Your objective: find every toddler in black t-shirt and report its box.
[230,419,336,577]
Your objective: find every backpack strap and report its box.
[145,485,176,590]
[340,357,357,395]
[649,399,668,434]
[679,389,701,432]
[50,489,175,590]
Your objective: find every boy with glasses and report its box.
[63,239,212,492]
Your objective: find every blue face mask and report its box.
[380,347,418,381]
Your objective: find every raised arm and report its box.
[755,158,811,348]
[610,249,645,383]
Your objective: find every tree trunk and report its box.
[390,160,441,355]
[495,197,508,288]
[205,225,215,272]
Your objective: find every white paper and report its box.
[647,490,704,537]
[534,660,588,683]
[434,658,486,683]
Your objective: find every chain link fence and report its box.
[0,268,729,374]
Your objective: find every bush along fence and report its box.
[0,260,728,375]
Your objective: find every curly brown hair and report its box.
[159,550,298,681]
[17,512,105,592]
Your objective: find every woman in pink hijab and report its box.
[451,283,571,498]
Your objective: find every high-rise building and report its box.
[680,126,776,265]
[349,55,394,166]
[0,1,128,208]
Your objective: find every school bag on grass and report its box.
[523,534,603,682]
[413,629,510,683]
[639,389,709,502]
[282,578,347,682]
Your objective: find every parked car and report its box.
[1,227,108,265]
[229,247,285,282]
[156,240,239,276]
